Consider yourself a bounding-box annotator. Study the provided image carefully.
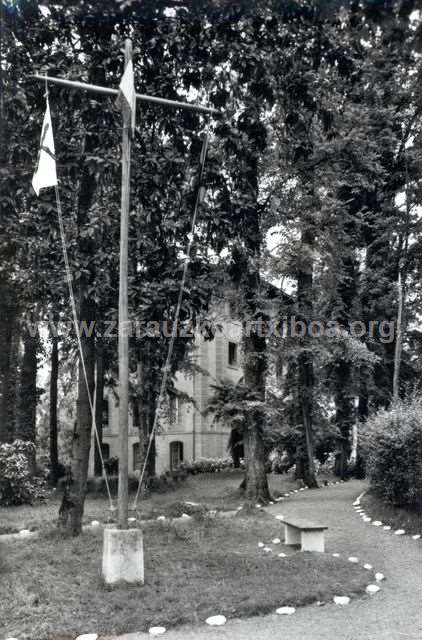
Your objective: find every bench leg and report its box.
[284,524,301,546]
[301,530,324,552]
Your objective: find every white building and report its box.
[88,305,243,476]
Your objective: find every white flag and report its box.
[32,98,57,196]
[116,59,136,137]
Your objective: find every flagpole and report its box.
[117,38,132,530]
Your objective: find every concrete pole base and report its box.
[102,528,144,585]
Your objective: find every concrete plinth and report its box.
[102,528,144,584]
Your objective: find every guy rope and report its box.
[32,40,218,527]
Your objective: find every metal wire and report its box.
[132,120,210,510]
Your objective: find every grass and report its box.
[361,490,422,535]
[0,509,369,640]
[0,470,334,534]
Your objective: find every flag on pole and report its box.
[116,59,136,137]
[32,98,57,196]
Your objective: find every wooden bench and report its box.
[281,518,328,552]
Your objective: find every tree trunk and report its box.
[94,337,104,477]
[146,386,157,478]
[242,328,272,503]
[243,412,271,503]
[49,333,60,485]
[16,326,38,472]
[393,268,405,404]
[334,360,353,479]
[0,283,19,443]
[59,297,96,536]
[297,226,318,488]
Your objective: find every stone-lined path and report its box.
[105,481,422,640]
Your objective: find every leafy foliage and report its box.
[0,440,46,506]
[362,398,422,511]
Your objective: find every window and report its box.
[228,341,238,367]
[101,443,110,460]
[133,442,142,471]
[170,441,184,470]
[169,396,179,425]
[102,398,109,429]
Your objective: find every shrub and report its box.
[362,398,422,512]
[0,440,46,506]
[178,457,234,475]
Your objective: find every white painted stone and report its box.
[276,606,295,615]
[269,501,274,505]
[333,596,350,605]
[272,538,281,544]
[394,529,405,535]
[332,553,340,558]
[256,504,262,508]
[149,627,166,635]
[372,521,382,527]
[299,488,305,491]
[128,517,137,523]
[181,513,191,519]
[205,615,226,626]
[278,552,287,558]
[366,584,380,594]
[91,520,100,527]
[375,572,385,582]
[293,490,298,493]
[275,515,284,521]
[363,517,372,522]
[157,515,166,521]
[263,546,272,553]
[352,500,360,506]
[412,534,421,540]
[284,493,290,497]
[363,563,373,570]
[19,529,32,537]
[184,501,199,506]
[75,635,98,640]
[304,486,309,489]
[383,525,391,530]
[348,556,359,563]
[102,528,144,585]
[258,542,265,548]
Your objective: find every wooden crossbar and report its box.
[31,74,219,116]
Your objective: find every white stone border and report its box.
[4,480,383,639]
[353,491,422,542]
[260,481,384,615]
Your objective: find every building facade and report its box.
[88,306,243,476]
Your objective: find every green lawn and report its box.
[0,470,326,534]
[0,510,368,640]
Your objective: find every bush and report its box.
[0,440,46,506]
[178,457,234,475]
[362,398,422,512]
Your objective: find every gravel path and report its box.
[105,480,422,640]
